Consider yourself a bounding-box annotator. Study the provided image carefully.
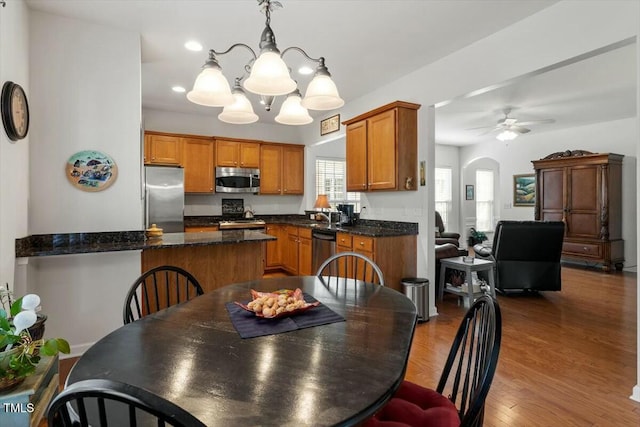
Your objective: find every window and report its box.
[315,158,360,210]
[476,169,494,231]
[434,167,452,228]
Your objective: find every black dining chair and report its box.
[364,295,502,427]
[123,265,204,324]
[316,251,385,286]
[46,378,206,427]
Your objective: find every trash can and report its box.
[401,277,429,322]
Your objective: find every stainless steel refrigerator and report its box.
[144,166,185,233]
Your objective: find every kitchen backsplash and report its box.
[185,194,304,217]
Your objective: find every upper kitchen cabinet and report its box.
[260,143,304,195]
[215,138,260,168]
[182,136,215,193]
[343,101,420,192]
[145,131,183,165]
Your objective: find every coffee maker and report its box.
[337,204,355,226]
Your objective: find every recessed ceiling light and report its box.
[184,40,203,52]
[172,86,186,93]
[298,66,314,75]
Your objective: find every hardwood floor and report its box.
[406,265,640,426]
[50,266,639,426]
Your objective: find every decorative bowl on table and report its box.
[234,288,319,319]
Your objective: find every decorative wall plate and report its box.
[65,150,118,192]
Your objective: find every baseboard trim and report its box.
[62,342,93,359]
[630,385,640,402]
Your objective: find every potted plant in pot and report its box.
[0,285,70,392]
[468,227,488,247]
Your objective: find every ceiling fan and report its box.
[469,108,555,141]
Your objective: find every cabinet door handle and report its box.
[284,189,287,192]
[359,242,364,246]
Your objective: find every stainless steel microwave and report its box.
[215,167,260,193]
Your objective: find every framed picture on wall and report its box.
[465,185,474,200]
[513,174,536,206]
[320,114,340,136]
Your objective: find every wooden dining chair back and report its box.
[436,295,502,426]
[364,295,501,427]
[47,378,206,427]
[316,251,385,286]
[123,265,204,324]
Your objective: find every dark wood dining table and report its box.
[66,276,418,426]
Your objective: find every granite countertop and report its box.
[185,215,419,237]
[15,230,275,258]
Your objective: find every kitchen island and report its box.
[16,230,275,293]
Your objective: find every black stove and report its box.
[219,198,265,230]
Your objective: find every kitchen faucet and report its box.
[316,213,331,224]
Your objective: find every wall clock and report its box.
[1,81,30,141]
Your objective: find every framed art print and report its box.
[320,114,340,136]
[465,185,474,200]
[513,174,536,206]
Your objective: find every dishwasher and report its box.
[312,229,336,272]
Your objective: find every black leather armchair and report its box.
[473,220,565,292]
[435,211,460,246]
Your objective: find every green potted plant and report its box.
[0,285,70,392]
[468,228,488,247]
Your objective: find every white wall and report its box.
[23,10,143,354]
[0,0,30,296]
[29,11,142,234]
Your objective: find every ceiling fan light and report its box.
[244,51,297,96]
[275,91,312,125]
[496,129,518,141]
[301,74,344,110]
[187,67,234,107]
[218,87,259,124]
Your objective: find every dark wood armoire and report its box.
[532,150,624,272]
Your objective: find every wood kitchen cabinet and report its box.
[343,101,420,192]
[297,228,313,276]
[215,138,260,168]
[532,150,624,271]
[182,137,215,193]
[334,231,417,292]
[265,224,286,270]
[280,226,312,275]
[283,226,300,274]
[145,132,183,165]
[260,143,304,195]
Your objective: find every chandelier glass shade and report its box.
[187,0,343,125]
[275,89,312,125]
[243,51,297,96]
[186,65,234,107]
[218,79,259,124]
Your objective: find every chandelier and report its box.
[187,0,344,125]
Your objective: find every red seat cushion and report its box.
[363,381,460,427]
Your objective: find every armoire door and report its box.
[566,165,601,239]
[538,167,564,222]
